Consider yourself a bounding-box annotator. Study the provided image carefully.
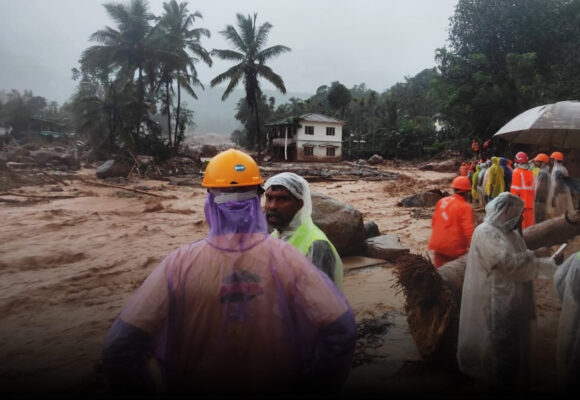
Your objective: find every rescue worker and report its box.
[457,192,557,394]
[500,157,512,192]
[428,176,475,268]
[484,156,504,201]
[548,151,574,218]
[510,151,535,229]
[102,149,356,396]
[471,164,481,205]
[477,161,488,207]
[554,251,580,395]
[264,172,343,290]
[533,153,551,224]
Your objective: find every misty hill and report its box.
[185,85,312,137]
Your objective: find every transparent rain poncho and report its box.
[548,161,574,217]
[534,164,551,224]
[457,192,556,390]
[554,252,580,394]
[102,190,356,396]
[264,172,343,290]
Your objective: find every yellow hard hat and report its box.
[202,148,264,188]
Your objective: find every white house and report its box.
[266,113,344,162]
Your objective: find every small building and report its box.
[265,113,344,162]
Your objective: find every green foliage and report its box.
[211,13,290,156]
[71,0,211,159]
[435,0,580,145]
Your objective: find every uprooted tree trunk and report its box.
[393,210,580,370]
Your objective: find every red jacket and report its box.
[510,167,535,208]
[428,194,475,258]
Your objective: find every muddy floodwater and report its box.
[0,162,571,397]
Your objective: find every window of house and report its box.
[326,127,335,136]
[304,146,313,156]
[326,147,335,157]
[304,126,314,135]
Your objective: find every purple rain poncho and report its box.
[102,191,356,396]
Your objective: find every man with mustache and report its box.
[264,172,343,291]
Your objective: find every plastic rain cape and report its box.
[103,192,356,395]
[554,252,580,392]
[457,192,556,389]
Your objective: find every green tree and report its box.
[157,0,211,151]
[210,13,290,158]
[81,0,159,147]
[434,0,580,150]
[327,81,351,119]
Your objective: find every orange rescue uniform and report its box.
[428,193,475,268]
[510,167,535,229]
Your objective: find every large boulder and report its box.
[368,154,384,165]
[364,220,381,238]
[400,189,444,207]
[311,192,366,256]
[96,159,132,179]
[30,149,63,166]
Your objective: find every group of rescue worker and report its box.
[100,147,579,397]
[465,151,573,226]
[430,149,579,395]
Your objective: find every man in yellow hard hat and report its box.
[264,172,343,290]
[428,176,475,268]
[102,148,356,396]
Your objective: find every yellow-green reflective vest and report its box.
[273,221,343,291]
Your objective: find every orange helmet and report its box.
[533,153,549,163]
[452,176,471,192]
[550,151,564,161]
[202,148,264,188]
[515,151,528,163]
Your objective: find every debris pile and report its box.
[391,253,459,371]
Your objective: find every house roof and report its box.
[298,113,343,124]
[266,113,343,126]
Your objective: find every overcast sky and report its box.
[0,0,459,104]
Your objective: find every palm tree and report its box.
[157,0,212,151]
[81,0,158,144]
[211,13,290,158]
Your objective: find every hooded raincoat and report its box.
[500,157,512,192]
[510,164,535,229]
[102,191,356,396]
[534,163,551,224]
[471,164,481,201]
[484,157,505,200]
[457,192,556,391]
[428,193,474,267]
[548,161,574,218]
[554,252,580,394]
[265,172,344,291]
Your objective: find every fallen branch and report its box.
[78,178,176,199]
[0,191,79,199]
[40,171,69,186]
